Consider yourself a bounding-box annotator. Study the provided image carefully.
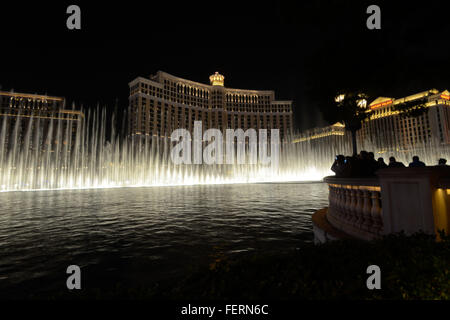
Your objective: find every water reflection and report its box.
[0,182,328,293]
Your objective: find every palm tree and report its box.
[334,91,371,156]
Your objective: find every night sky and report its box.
[1,0,450,131]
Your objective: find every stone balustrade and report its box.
[323,176,382,241]
[317,167,450,243]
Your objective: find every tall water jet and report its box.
[0,106,449,192]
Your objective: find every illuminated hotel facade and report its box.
[293,89,450,155]
[128,71,294,141]
[292,122,346,143]
[358,89,450,151]
[0,91,84,151]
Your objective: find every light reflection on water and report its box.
[0,182,328,293]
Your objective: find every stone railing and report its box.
[323,176,382,241]
[320,167,450,242]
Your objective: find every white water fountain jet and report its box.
[0,106,449,192]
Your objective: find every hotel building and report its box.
[291,122,353,162]
[291,88,450,167]
[128,71,294,141]
[0,91,84,151]
[358,89,450,151]
[293,89,450,150]
[292,122,346,144]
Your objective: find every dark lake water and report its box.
[0,182,328,297]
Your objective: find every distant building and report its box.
[292,122,346,143]
[358,89,450,152]
[128,71,294,141]
[294,89,450,151]
[291,122,352,161]
[0,91,84,152]
[292,89,450,162]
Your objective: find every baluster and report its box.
[354,189,364,228]
[332,186,338,214]
[325,181,382,240]
[328,185,335,217]
[336,187,344,218]
[361,189,373,232]
[341,188,348,221]
[343,188,352,224]
[348,188,357,226]
[370,190,382,235]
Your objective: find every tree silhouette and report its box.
[334,91,371,156]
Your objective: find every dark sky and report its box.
[1,0,450,131]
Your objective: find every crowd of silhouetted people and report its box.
[331,150,448,177]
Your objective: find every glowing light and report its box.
[209,72,225,86]
[0,91,64,101]
[335,94,345,103]
[370,99,393,110]
[357,99,367,108]
[292,122,345,143]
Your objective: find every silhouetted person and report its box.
[367,152,379,174]
[331,155,346,176]
[388,156,405,168]
[377,157,388,169]
[356,150,374,176]
[349,152,364,176]
[344,156,355,176]
[409,156,426,167]
[438,158,448,166]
